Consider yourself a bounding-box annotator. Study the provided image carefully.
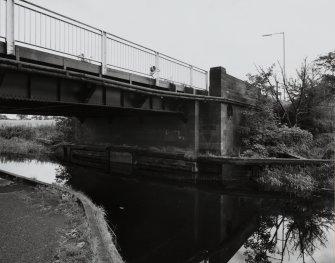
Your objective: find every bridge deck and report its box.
[0,0,208,90]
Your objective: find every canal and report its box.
[0,158,334,263]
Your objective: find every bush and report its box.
[313,133,334,147]
[0,123,60,159]
[277,126,313,147]
[309,163,335,189]
[0,125,35,140]
[54,117,75,142]
[0,137,50,157]
[256,163,334,196]
[257,166,315,196]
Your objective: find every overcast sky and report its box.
[29,0,334,80]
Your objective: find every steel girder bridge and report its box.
[0,0,252,118]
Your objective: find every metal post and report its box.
[282,32,286,100]
[205,71,209,91]
[101,30,107,75]
[282,32,286,79]
[155,51,160,86]
[190,65,193,87]
[6,0,15,55]
[262,32,286,100]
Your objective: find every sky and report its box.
[20,0,335,80]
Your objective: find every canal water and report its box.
[0,158,334,263]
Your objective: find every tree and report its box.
[0,114,8,120]
[243,199,335,263]
[16,114,28,120]
[248,51,335,130]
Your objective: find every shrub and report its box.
[256,163,334,196]
[277,126,313,147]
[54,117,76,142]
[309,163,335,189]
[0,125,35,140]
[0,137,49,157]
[256,166,315,197]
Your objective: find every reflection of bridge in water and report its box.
[61,165,334,263]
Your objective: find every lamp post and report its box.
[262,32,286,99]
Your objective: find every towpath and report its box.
[0,177,66,263]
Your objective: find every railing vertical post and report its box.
[190,65,193,87]
[155,51,160,86]
[101,30,107,75]
[205,71,208,91]
[6,0,15,55]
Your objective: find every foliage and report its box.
[256,166,315,197]
[0,124,59,141]
[256,163,334,196]
[0,137,50,158]
[244,198,335,263]
[242,51,335,161]
[16,114,28,120]
[244,216,276,263]
[248,53,335,129]
[54,117,76,142]
[239,98,313,158]
[0,121,72,159]
[0,125,36,140]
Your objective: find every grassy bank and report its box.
[28,186,93,262]
[0,137,51,158]
[26,185,123,263]
[0,124,60,159]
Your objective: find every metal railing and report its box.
[0,0,208,90]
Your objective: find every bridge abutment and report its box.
[199,67,256,156]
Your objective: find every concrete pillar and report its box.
[199,67,245,156]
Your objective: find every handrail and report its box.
[2,0,208,90]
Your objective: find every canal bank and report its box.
[0,169,123,263]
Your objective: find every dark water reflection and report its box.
[0,159,334,263]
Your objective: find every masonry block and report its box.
[199,67,256,156]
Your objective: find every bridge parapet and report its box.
[0,0,207,90]
[209,67,257,104]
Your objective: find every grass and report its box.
[24,185,124,263]
[24,186,93,263]
[0,124,59,159]
[73,190,124,263]
[0,137,51,158]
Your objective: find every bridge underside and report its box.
[0,64,188,118]
[0,43,212,118]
